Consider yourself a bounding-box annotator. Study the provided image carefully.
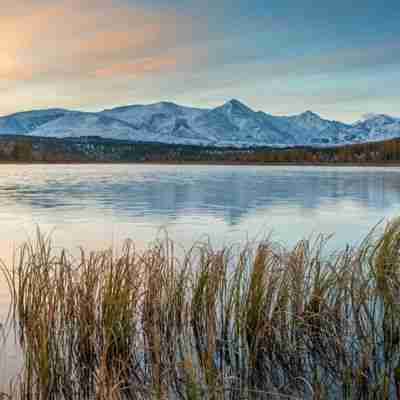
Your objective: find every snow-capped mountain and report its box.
[350,114,400,142]
[0,100,398,147]
[0,109,71,135]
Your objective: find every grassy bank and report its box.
[3,221,400,399]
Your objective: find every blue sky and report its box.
[1,0,399,121]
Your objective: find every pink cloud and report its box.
[95,57,178,78]
[0,1,190,82]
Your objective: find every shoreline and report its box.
[0,160,400,167]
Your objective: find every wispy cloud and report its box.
[0,0,191,83]
[94,57,178,78]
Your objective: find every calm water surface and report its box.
[1,164,400,382]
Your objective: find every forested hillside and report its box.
[1,135,400,164]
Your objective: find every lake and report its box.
[0,164,398,254]
[0,164,400,384]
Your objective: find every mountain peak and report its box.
[220,99,254,113]
[299,110,321,120]
[361,113,394,122]
[354,113,398,129]
[152,101,180,108]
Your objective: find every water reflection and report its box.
[0,165,398,226]
[0,166,397,249]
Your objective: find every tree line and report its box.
[1,136,400,163]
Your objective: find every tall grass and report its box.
[4,220,400,398]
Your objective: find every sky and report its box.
[0,0,399,122]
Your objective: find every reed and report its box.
[4,220,400,398]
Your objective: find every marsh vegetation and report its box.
[3,220,400,398]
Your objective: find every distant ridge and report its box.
[0,100,399,147]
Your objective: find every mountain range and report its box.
[0,100,399,147]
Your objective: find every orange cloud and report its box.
[95,57,178,78]
[0,1,190,82]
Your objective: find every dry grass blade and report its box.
[3,220,400,398]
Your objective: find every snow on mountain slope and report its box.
[29,112,152,141]
[102,101,205,126]
[189,100,293,145]
[266,111,352,145]
[102,102,206,139]
[28,111,213,146]
[349,114,400,142]
[101,101,400,146]
[0,109,72,135]
[0,101,399,147]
